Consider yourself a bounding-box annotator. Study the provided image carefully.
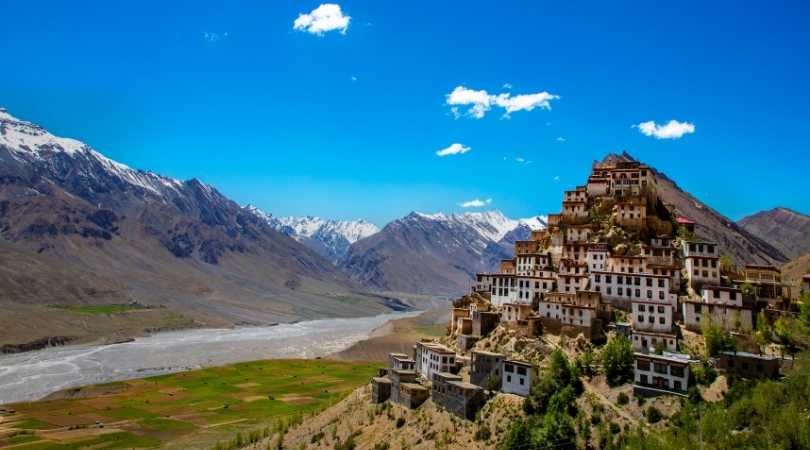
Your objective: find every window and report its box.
[637,359,650,370]
[517,366,527,376]
[659,291,665,300]
[654,363,668,374]
[637,315,644,322]
[647,290,653,299]
[713,289,720,299]
[671,366,685,377]
[657,306,665,313]
[638,304,646,312]
[659,317,665,324]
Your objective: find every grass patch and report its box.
[3,359,378,449]
[49,304,144,315]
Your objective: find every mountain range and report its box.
[1,108,805,346]
[247,209,379,263]
[338,211,547,295]
[0,107,402,346]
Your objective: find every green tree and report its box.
[719,255,737,275]
[499,418,533,450]
[701,319,736,357]
[602,334,634,386]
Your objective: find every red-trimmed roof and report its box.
[676,216,695,224]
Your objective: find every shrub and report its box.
[617,392,629,405]
[609,421,621,434]
[645,406,663,424]
[474,424,491,441]
[395,417,406,428]
[702,319,736,357]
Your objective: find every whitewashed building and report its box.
[586,244,609,272]
[682,241,720,289]
[633,352,691,396]
[590,271,676,309]
[502,360,536,397]
[682,286,753,332]
[414,342,456,381]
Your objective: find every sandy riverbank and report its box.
[328,308,449,361]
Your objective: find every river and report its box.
[0,311,419,405]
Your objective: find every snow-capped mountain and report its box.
[245,208,379,263]
[413,211,546,243]
[0,107,395,328]
[339,210,546,295]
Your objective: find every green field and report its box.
[48,304,145,315]
[0,359,379,449]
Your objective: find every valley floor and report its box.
[0,359,378,450]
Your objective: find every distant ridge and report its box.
[738,207,810,260]
[338,210,546,295]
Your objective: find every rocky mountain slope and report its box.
[339,211,546,295]
[600,153,788,266]
[738,207,810,260]
[0,108,399,345]
[250,209,379,263]
[781,251,810,287]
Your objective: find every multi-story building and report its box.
[502,360,537,397]
[682,240,720,290]
[608,162,654,198]
[608,255,647,274]
[431,372,486,420]
[565,224,592,243]
[414,342,456,380]
[389,353,416,371]
[586,243,610,272]
[562,200,589,224]
[586,175,610,197]
[590,271,676,310]
[615,198,646,228]
[470,350,504,389]
[537,291,605,340]
[489,273,517,306]
[682,286,753,332]
[735,265,793,310]
[633,352,691,397]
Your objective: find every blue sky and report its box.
[2,1,809,226]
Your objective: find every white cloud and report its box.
[553,175,560,182]
[459,198,492,208]
[502,83,513,90]
[445,85,559,119]
[493,92,559,116]
[203,32,227,43]
[556,136,566,142]
[293,4,350,35]
[446,86,492,119]
[635,120,695,139]
[350,75,358,82]
[436,143,471,157]
[515,157,532,165]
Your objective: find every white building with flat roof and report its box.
[590,271,676,310]
[682,286,753,332]
[682,241,720,289]
[414,342,456,381]
[502,360,536,397]
[633,352,691,396]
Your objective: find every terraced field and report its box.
[0,359,379,449]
